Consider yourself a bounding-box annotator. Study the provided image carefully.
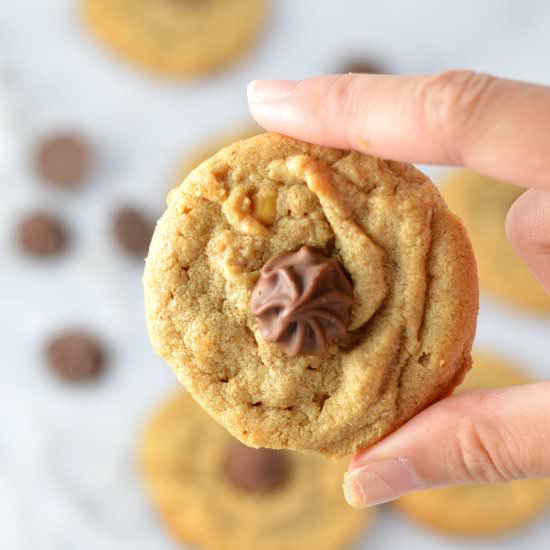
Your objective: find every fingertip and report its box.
[247,79,298,104]
[246,80,260,102]
[343,458,426,507]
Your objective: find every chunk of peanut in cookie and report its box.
[253,191,277,226]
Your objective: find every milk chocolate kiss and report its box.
[250,246,353,356]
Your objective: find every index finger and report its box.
[247,71,550,189]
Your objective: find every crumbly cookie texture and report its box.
[169,127,262,196]
[179,127,263,182]
[82,0,266,77]
[394,352,549,537]
[144,133,478,458]
[441,170,550,313]
[139,391,369,550]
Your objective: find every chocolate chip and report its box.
[223,440,291,493]
[18,212,66,257]
[35,134,90,187]
[342,59,384,74]
[113,207,154,257]
[46,331,104,382]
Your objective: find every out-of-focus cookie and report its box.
[139,391,370,550]
[82,0,266,77]
[394,351,549,537]
[144,133,478,458]
[440,170,550,312]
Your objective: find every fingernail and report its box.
[343,458,425,508]
[247,80,298,103]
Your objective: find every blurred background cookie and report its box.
[139,390,371,550]
[394,351,549,537]
[440,170,550,313]
[82,0,267,77]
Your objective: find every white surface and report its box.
[0,1,549,549]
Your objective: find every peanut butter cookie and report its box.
[440,170,550,312]
[394,351,549,537]
[144,133,478,458]
[82,0,266,77]
[139,391,370,550]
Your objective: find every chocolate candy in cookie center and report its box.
[223,440,291,493]
[251,246,354,356]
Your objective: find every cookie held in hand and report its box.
[144,133,478,458]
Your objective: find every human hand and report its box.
[247,71,550,507]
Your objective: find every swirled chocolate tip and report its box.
[251,246,353,356]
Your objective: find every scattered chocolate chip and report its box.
[46,331,104,382]
[342,59,384,74]
[223,440,291,493]
[35,133,90,187]
[113,207,154,257]
[18,212,66,257]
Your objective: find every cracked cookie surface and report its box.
[144,133,478,458]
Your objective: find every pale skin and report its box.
[247,70,550,507]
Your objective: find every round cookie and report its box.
[139,391,369,550]
[144,133,478,458]
[394,351,549,537]
[440,170,550,313]
[82,0,266,77]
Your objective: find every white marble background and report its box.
[0,1,549,549]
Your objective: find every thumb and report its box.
[343,382,550,508]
